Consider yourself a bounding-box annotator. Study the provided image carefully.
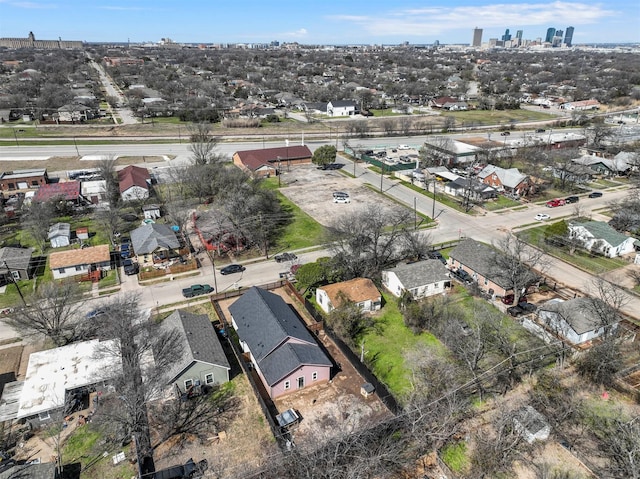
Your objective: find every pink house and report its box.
[229,287,332,399]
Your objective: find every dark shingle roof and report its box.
[385,259,450,290]
[260,343,332,385]
[130,223,179,254]
[229,287,331,386]
[449,238,511,289]
[0,247,33,272]
[161,310,230,383]
[0,462,56,479]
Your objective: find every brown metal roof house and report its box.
[232,145,312,177]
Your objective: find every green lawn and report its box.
[361,293,445,399]
[262,178,327,250]
[517,226,629,274]
[441,441,469,473]
[483,195,521,211]
[62,425,135,479]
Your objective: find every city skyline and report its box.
[0,0,638,45]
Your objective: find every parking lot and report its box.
[277,163,408,227]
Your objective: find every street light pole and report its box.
[1,261,26,306]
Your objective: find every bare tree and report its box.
[328,205,415,278]
[492,232,546,305]
[20,200,54,254]
[94,206,122,246]
[588,409,640,479]
[7,282,85,346]
[92,294,183,473]
[188,122,222,165]
[96,155,120,206]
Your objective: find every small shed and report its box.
[361,382,375,398]
[142,204,161,220]
[76,227,89,241]
[276,408,300,429]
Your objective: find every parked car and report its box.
[451,268,473,284]
[86,309,106,319]
[588,191,603,198]
[427,251,447,264]
[535,128,546,133]
[334,195,351,204]
[535,213,551,221]
[220,264,245,275]
[501,294,528,305]
[564,196,579,204]
[123,258,139,275]
[507,302,536,317]
[398,144,410,150]
[274,252,297,263]
[333,191,349,198]
[507,305,524,317]
[546,199,565,208]
[500,131,510,136]
[182,284,214,298]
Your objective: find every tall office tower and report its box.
[555,29,563,40]
[515,30,523,46]
[545,27,556,43]
[472,27,483,46]
[564,26,574,46]
[501,29,512,42]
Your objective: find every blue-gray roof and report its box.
[229,287,331,386]
[162,310,230,384]
[130,223,179,255]
[449,238,511,289]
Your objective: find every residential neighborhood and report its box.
[0,27,639,479]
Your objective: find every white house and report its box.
[326,100,357,117]
[537,298,613,345]
[15,339,122,421]
[48,222,71,248]
[49,244,111,280]
[382,259,451,300]
[316,278,381,314]
[569,221,637,258]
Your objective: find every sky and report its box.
[0,0,639,45]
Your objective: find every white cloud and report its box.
[2,1,57,9]
[282,28,308,38]
[329,2,617,37]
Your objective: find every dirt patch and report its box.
[215,287,394,451]
[278,164,409,227]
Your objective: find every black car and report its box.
[500,131,510,136]
[565,196,579,204]
[507,305,524,317]
[274,252,297,263]
[427,251,447,264]
[220,264,246,275]
[123,258,139,275]
[535,128,546,133]
[452,269,473,284]
[588,191,603,198]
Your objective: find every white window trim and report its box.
[284,380,290,390]
[184,379,193,389]
[312,371,318,381]
[205,373,214,385]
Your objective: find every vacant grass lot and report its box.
[263,178,327,250]
[442,109,556,126]
[362,292,445,399]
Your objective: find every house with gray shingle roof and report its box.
[130,223,180,266]
[382,259,451,300]
[537,297,614,345]
[569,221,637,258]
[161,310,230,395]
[0,246,33,281]
[448,238,536,297]
[229,287,332,399]
[477,165,534,197]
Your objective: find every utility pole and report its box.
[432,179,436,220]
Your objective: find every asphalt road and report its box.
[1,140,638,342]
